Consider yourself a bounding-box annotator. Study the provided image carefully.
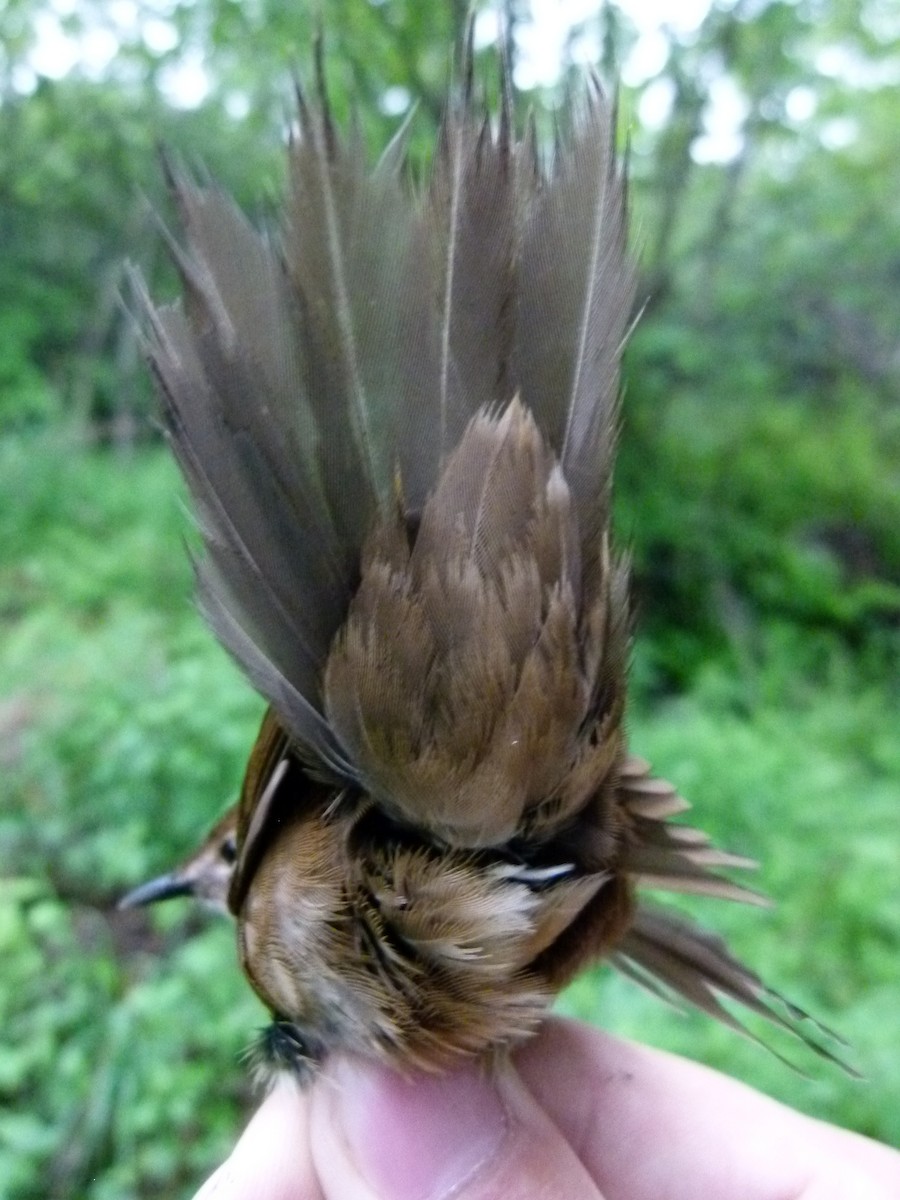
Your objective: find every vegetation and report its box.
[1,1,897,1195]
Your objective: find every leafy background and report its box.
[1,0,898,1195]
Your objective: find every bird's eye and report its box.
[220,837,237,864]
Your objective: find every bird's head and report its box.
[118,806,238,915]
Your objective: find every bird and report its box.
[128,38,845,1083]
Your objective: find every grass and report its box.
[1,431,897,1197]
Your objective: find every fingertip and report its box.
[514,1019,820,1200]
[309,1053,603,1200]
[309,1058,508,1200]
[191,1077,322,1200]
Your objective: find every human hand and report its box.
[192,1018,900,1200]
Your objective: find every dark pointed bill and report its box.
[118,873,195,910]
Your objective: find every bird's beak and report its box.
[117,872,195,909]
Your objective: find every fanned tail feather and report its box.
[428,54,516,465]
[514,79,634,596]
[286,68,438,525]
[613,906,857,1074]
[136,55,634,797]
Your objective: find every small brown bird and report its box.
[129,43,843,1082]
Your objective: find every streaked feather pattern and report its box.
[133,44,848,1079]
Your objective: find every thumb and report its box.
[308,1054,604,1200]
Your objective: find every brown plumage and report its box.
[129,43,845,1081]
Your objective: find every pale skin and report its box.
[191,1018,900,1200]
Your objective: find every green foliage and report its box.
[1,439,265,1198]
[1,0,899,1195]
[0,78,283,433]
[618,359,900,688]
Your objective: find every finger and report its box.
[191,1077,323,1200]
[309,1054,605,1200]
[514,1019,900,1200]
[516,1020,809,1199]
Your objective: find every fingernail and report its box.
[330,1059,509,1200]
